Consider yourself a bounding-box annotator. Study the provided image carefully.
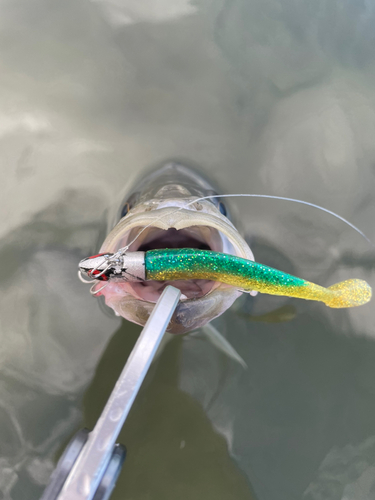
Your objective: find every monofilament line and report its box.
[122,193,373,252]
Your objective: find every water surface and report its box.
[1,1,375,499]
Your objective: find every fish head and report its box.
[96,162,255,334]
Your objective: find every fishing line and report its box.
[201,194,372,245]
[121,193,373,253]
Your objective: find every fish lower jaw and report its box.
[101,280,242,334]
[99,277,224,304]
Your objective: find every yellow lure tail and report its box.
[324,279,372,308]
[145,249,372,308]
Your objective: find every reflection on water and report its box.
[1,0,375,499]
[305,435,375,500]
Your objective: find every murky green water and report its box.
[1,1,375,499]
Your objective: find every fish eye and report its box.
[120,202,130,218]
[218,201,227,217]
[206,190,228,217]
[119,192,140,219]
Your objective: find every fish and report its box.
[87,162,256,334]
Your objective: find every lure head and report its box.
[79,253,113,281]
[90,162,255,334]
[79,252,146,283]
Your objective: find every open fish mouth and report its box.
[98,204,254,305]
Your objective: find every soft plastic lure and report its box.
[79,248,371,308]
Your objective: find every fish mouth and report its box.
[99,205,254,304]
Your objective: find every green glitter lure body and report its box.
[145,248,371,308]
[80,248,372,308]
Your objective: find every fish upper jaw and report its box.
[100,202,254,258]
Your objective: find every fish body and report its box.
[94,162,255,334]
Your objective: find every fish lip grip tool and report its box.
[40,285,181,500]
